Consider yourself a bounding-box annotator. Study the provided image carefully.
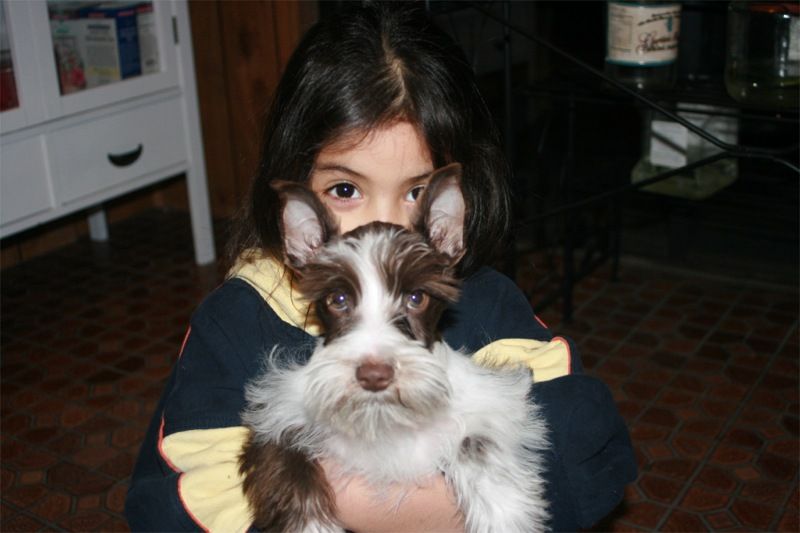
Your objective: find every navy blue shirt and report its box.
[126,268,636,531]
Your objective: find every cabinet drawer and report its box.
[0,136,54,226]
[50,98,187,204]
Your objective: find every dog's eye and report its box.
[325,291,349,312]
[406,290,428,310]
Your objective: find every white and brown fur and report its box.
[238,164,549,533]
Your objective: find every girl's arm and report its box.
[443,268,637,531]
[126,277,464,533]
[127,279,303,531]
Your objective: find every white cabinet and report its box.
[0,136,52,226]
[0,0,215,265]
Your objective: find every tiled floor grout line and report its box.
[557,265,678,370]
[2,495,68,531]
[585,276,743,530]
[764,320,800,532]
[8,318,183,384]
[586,275,683,410]
[4,368,164,436]
[657,309,799,532]
[3,415,138,471]
[651,287,749,531]
[2,320,168,493]
[584,270,792,530]
[0,240,216,530]
[2,430,131,524]
[562,268,694,529]
[545,265,696,530]
[740,317,799,533]
[770,470,800,532]
[579,268,777,531]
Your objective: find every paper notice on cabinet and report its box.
[137,3,159,74]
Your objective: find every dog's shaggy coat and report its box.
[239,164,549,532]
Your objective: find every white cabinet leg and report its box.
[88,207,109,242]
[177,0,217,267]
[186,170,216,265]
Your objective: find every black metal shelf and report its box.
[461,1,799,321]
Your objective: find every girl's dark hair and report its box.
[227,3,511,275]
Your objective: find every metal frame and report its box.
[467,1,799,321]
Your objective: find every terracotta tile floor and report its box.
[2,209,798,532]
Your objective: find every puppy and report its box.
[239,164,549,533]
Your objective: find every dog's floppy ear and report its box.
[414,163,465,263]
[271,181,339,269]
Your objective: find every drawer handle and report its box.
[107,144,143,167]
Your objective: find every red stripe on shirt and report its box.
[553,336,572,374]
[157,416,181,473]
[178,326,192,359]
[158,417,212,532]
[178,474,212,533]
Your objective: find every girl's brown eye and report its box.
[406,185,425,202]
[326,291,349,312]
[328,183,361,199]
[406,290,428,310]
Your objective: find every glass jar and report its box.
[725,2,800,109]
[631,104,739,200]
[605,1,683,91]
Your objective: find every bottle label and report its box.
[607,2,681,66]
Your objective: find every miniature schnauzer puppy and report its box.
[239,164,549,533]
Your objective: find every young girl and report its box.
[126,4,636,532]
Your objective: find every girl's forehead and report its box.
[317,122,432,168]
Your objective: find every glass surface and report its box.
[0,0,19,111]
[725,2,800,109]
[48,0,160,95]
[631,106,739,201]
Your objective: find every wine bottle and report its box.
[605,1,682,91]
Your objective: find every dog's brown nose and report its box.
[356,361,394,392]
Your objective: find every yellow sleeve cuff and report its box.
[472,337,572,382]
[162,426,252,533]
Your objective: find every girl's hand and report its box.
[319,459,465,533]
